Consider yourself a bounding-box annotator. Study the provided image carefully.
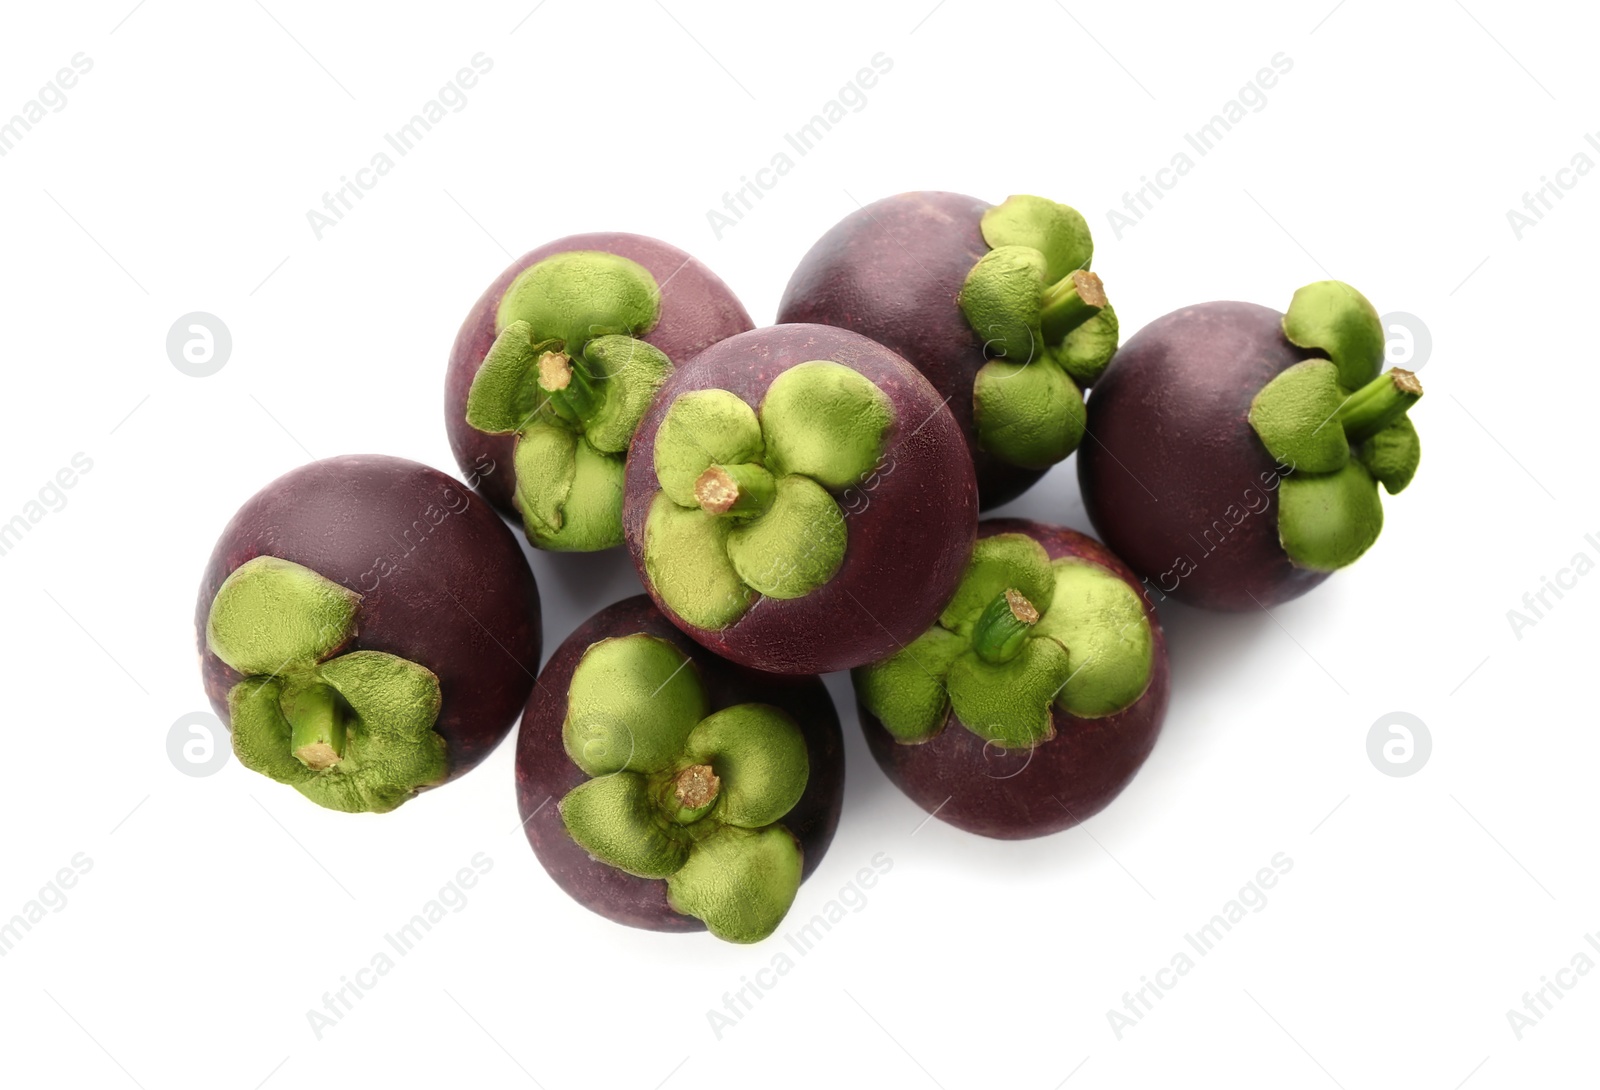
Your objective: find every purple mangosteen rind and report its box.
[515,596,845,942]
[195,455,542,813]
[777,192,1121,508]
[1077,281,1423,610]
[622,323,979,675]
[854,520,1170,840]
[444,234,754,552]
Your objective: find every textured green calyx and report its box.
[939,534,1056,633]
[760,361,894,489]
[556,635,810,943]
[948,637,1072,748]
[1055,304,1121,387]
[495,250,661,347]
[562,634,708,775]
[972,357,1086,471]
[1277,461,1386,572]
[642,495,754,631]
[1252,282,1424,572]
[683,704,809,828]
[850,627,966,743]
[961,246,1048,364]
[957,194,1117,471]
[1247,360,1351,475]
[1359,415,1421,495]
[466,251,670,552]
[970,588,1039,664]
[1281,280,1385,390]
[208,557,446,814]
[852,533,1154,748]
[206,555,360,675]
[666,825,803,945]
[643,363,893,631]
[1033,559,1155,718]
[979,194,1093,282]
[560,773,691,878]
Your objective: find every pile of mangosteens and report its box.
[195,197,1423,943]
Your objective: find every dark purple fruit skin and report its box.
[515,595,845,934]
[196,455,542,783]
[623,323,978,675]
[1078,301,1331,611]
[860,519,1170,840]
[777,191,1045,509]
[445,232,754,519]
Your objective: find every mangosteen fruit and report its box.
[853,519,1169,839]
[196,455,541,813]
[445,233,752,551]
[1077,281,1423,610]
[778,192,1119,508]
[516,595,844,943]
[622,323,977,675]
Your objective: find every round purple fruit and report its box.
[1078,282,1423,611]
[196,455,541,813]
[778,191,1120,508]
[853,519,1169,840]
[622,323,977,675]
[516,595,844,943]
[445,233,752,551]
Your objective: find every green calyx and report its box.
[556,634,809,943]
[852,533,1154,749]
[970,588,1039,664]
[958,195,1120,470]
[1281,280,1386,390]
[1250,281,1424,572]
[642,362,893,631]
[465,251,671,551]
[207,557,446,814]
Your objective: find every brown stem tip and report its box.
[1069,270,1107,309]
[294,741,341,772]
[694,467,740,515]
[1391,368,1423,396]
[673,763,721,810]
[1004,588,1040,625]
[537,350,573,391]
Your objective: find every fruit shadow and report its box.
[982,454,1093,534]
[521,542,647,670]
[814,598,1282,885]
[1133,592,1284,790]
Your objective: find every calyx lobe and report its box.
[207,556,446,814]
[465,251,671,551]
[1250,281,1425,572]
[556,634,811,943]
[852,533,1154,748]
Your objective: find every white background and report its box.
[1,1,1593,1086]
